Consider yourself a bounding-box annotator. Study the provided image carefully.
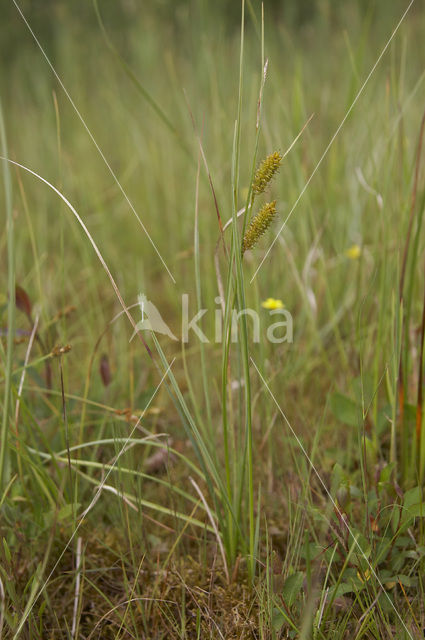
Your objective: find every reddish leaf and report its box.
[15,285,32,317]
[100,354,111,387]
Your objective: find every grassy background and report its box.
[1,1,425,638]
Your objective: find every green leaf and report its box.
[401,486,424,524]
[404,486,423,509]
[403,502,425,522]
[394,536,414,547]
[396,575,417,587]
[329,392,360,427]
[376,405,391,435]
[282,571,304,607]
[348,531,371,561]
[375,537,392,564]
[57,503,81,522]
[272,608,286,632]
[272,605,299,634]
[379,462,396,485]
[44,503,81,527]
[351,373,374,409]
[3,537,11,564]
[327,582,359,599]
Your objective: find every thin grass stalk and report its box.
[151,332,237,541]
[220,119,245,561]
[78,320,111,461]
[397,108,425,443]
[190,478,229,582]
[0,155,236,571]
[231,0,257,578]
[32,436,206,483]
[233,1,269,579]
[219,136,244,560]
[153,336,217,485]
[14,522,55,639]
[184,91,241,560]
[220,83,246,568]
[240,13,267,239]
[0,99,14,491]
[372,225,395,471]
[221,280,237,560]
[417,268,425,481]
[58,355,74,513]
[181,341,208,439]
[71,537,83,640]
[390,295,404,465]
[398,108,425,298]
[33,451,205,509]
[193,146,213,438]
[219,2,268,572]
[401,177,425,480]
[405,189,425,471]
[14,314,39,488]
[220,163,240,557]
[15,173,44,322]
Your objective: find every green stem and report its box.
[0,98,14,491]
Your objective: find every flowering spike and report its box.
[252,151,282,195]
[242,201,277,254]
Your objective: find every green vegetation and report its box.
[1,1,425,637]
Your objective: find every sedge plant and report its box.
[146,3,287,581]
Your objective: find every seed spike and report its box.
[242,201,277,254]
[252,151,282,196]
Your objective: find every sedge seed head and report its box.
[252,151,282,195]
[242,201,277,254]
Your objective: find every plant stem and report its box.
[0,98,14,491]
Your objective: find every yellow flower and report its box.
[345,244,361,260]
[261,298,284,310]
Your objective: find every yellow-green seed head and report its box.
[252,151,282,195]
[242,201,277,254]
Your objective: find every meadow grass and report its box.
[1,1,425,638]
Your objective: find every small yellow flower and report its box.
[345,244,361,260]
[261,298,284,310]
